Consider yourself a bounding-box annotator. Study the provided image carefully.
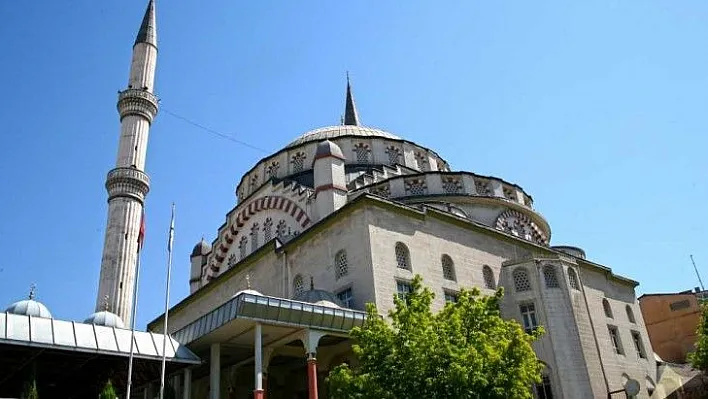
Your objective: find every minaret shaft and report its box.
[95,0,157,326]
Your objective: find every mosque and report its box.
[1,1,668,398]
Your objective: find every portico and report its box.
[156,291,366,398]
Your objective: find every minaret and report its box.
[95,0,158,326]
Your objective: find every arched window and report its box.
[483,266,496,289]
[276,220,287,239]
[543,265,559,288]
[291,152,306,173]
[263,218,273,242]
[626,305,636,323]
[385,145,401,165]
[335,250,348,280]
[568,268,580,290]
[353,143,370,163]
[441,255,456,281]
[603,299,613,318]
[250,223,260,252]
[513,268,531,292]
[239,236,248,260]
[395,243,411,270]
[534,373,553,399]
[293,274,304,296]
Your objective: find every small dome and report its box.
[292,281,343,307]
[233,289,262,297]
[6,299,52,319]
[191,238,212,257]
[314,140,345,161]
[84,310,125,329]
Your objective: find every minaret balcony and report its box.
[117,88,159,123]
[105,167,151,203]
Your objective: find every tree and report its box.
[327,275,544,399]
[99,379,117,399]
[21,377,38,399]
[689,301,708,372]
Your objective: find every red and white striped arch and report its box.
[213,195,311,263]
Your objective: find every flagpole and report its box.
[159,203,175,399]
[127,210,146,399]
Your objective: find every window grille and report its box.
[276,220,287,239]
[441,255,456,281]
[291,152,306,173]
[266,161,280,179]
[441,176,462,194]
[263,218,273,242]
[227,254,237,269]
[513,268,531,292]
[293,275,304,296]
[483,266,496,289]
[405,179,427,196]
[386,146,401,165]
[335,250,348,280]
[354,143,370,163]
[395,243,411,270]
[543,265,559,288]
[568,268,580,290]
[534,375,554,399]
[415,152,429,171]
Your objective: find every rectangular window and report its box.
[631,330,646,359]
[534,375,553,399]
[396,281,412,299]
[519,303,538,333]
[336,288,353,308]
[444,291,458,303]
[608,326,623,355]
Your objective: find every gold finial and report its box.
[246,273,251,290]
[29,284,36,300]
[103,295,110,311]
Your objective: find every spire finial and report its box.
[343,73,360,126]
[310,276,315,290]
[135,0,157,47]
[246,273,251,290]
[29,284,36,300]
[103,295,110,311]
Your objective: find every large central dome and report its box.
[286,125,401,148]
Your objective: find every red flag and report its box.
[137,210,146,251]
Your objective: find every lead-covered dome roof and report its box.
[6,299,52,318]
[286,125,401,148]
[84,310,126,329]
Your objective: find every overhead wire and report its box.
[159,106,270,154]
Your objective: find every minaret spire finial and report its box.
[29,284,36,300]
[310,276,315,290]
[135,0,157,47]
[343,72,360,126]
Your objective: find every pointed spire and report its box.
[29,284,36,300]
[343,72,360,126]
[310,276,315,290]
[135,0,157,48]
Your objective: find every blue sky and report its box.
[0,0,706,329]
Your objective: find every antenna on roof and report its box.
[690,255,705,291]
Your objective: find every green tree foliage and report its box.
[327,275,544,399]
[689,301,708,372]
[99,379,117,399]
[21,377,38,399]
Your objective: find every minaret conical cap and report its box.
[343,73,360,126]
[135,0,157,47]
